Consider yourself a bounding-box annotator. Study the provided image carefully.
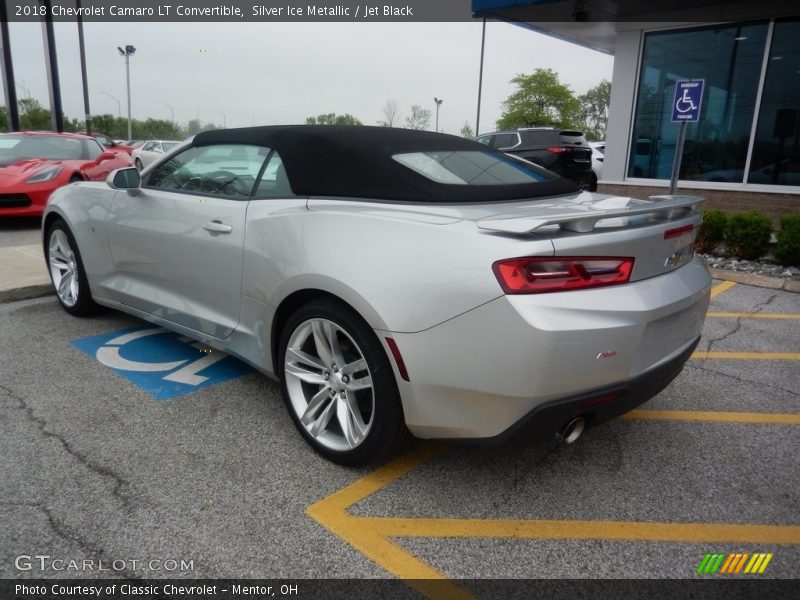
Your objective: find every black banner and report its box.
[1,579,797,600]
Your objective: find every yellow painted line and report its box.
[308,441,800,600]
[623,409,800,425]
[692,351,800,360]
[707,312,800,319]
[710,280,737,298]
[307,443,478,600]
[358,517,800,546]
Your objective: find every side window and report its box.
[493,133,520,149]
[474,135,491,146]
[253,152,295,198]
[154,143,163,153]
[85,140,103,160]
[144,143,270,199]
[142,142,155,152]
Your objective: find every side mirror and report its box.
[96,151,116,163]
[107,167,141,196]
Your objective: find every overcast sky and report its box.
[5,21,613,135]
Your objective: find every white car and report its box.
[590,141,605,180]
[132,140,181,171]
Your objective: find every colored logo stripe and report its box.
[698,552,773,574]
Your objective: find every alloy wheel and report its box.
[284,318,375,451]
[48,229,79,307]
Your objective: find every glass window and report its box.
[0,134,97,162]
[145,143,270,198]
[253,152,295,197]
[629,22,768,182]
[393,151,555,185]
[492,133,520,149]
[748,18,800,186]
[142,142,155,151]
[474,135,491,145]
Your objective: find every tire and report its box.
[589,173,598,192]
[45,219,98,316]
[135,158,143,171]
[278,298,405,465]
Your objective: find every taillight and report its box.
[664,224,694,239]
[547,147,568,154]
[492,256,635,294]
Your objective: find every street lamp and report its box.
[101,91,120,117]
[117,44,136,140]
[213,109,226,129]
[434,97,443,133]
[157,100,175,127]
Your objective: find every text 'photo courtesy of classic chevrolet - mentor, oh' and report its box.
[42,126,711,465]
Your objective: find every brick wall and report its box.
[597,183,799,223]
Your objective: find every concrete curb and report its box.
[709,267,800,293]
[0,284,53,304]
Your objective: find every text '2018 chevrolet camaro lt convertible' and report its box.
[43,126,711,464]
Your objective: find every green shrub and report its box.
[694,209,727,254]
[724,211,773,261]
[774,213,800,267]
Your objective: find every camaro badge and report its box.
[595,350,617,360]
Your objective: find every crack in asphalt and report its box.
[686,362,799,398]
[704,292,779,353]
[0,383,133,512]
[0,500,141,580]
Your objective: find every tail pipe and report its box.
[558,417,585,444]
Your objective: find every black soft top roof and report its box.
[193,125,578,202]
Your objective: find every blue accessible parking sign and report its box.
[671,80,705,122]
[72,326,252,400]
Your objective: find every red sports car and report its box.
[0,131,133,217]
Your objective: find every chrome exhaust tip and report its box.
[558,417,585,444]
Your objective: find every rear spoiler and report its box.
[476,195,705,234]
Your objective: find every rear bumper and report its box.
[386,257,711,440]
[473,335,700,445]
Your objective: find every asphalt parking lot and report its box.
[0,280,798,597]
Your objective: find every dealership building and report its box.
[472,0,800,217]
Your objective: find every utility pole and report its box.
[434,97,443,133]
[117,45,136,140]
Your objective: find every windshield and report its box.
[0,135,93,164]
[162,142,180,152]
[393,150,557,185]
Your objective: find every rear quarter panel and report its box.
[242,198,557,333]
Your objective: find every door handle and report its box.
[203,220,233,234]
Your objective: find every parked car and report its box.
[475,127,596,190]
[132,140,181,170]
[590,141,605,180]
[43,126,711,464]
[92,132,134,155]
[0,131,133,217]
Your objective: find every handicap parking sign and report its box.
[72,326,252,400]
[671,80,704,122]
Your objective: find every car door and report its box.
[105,142,270,339]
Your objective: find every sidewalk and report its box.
[0,244,52,302]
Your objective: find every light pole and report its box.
[117,44,136,140]
[101,91,120,117]
[434,97,443,132]
[213,109,226,129]
[157,100,175,128]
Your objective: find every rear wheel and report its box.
[278,299,405,465]
[45,219,98,316]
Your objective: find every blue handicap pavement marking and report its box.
[71,326,253,400]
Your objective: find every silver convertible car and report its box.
[43,126,711,464]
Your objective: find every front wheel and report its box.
[278,299,405,465]
[134,158,143,171]
[45,219,98,316]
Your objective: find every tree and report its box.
[460,122,475,139]
[305,113,362,126]
[378,99,401,127]
[404,105,431,130]
[578,79,611,141]
[18,98,52,130]
[496,68,581,131]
